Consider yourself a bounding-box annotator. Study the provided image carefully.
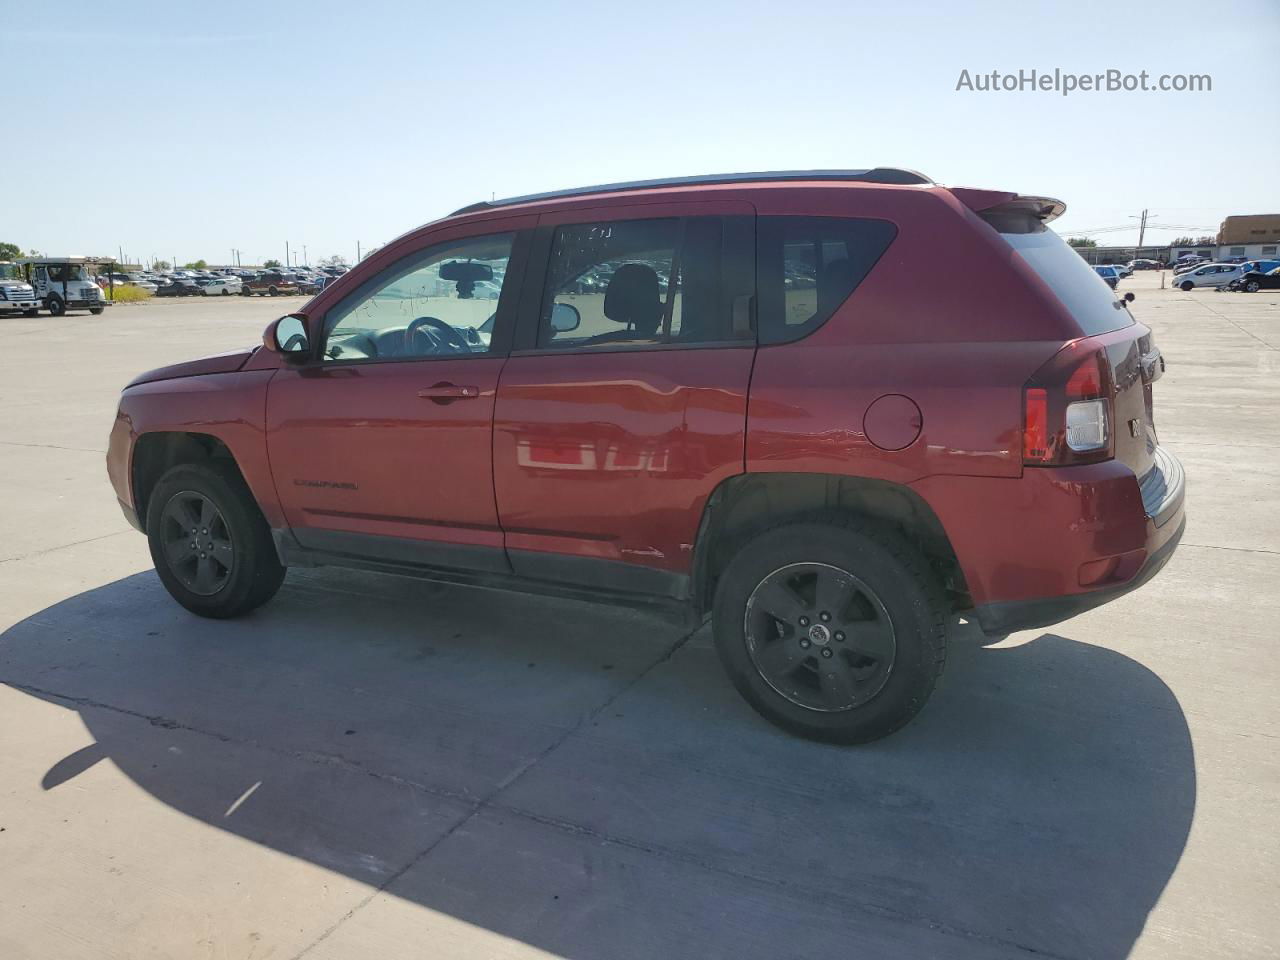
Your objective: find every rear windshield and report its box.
[996,224,1134,336]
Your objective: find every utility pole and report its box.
[356,240,361,262]
[285,241,290,270]
[302,244,307,268]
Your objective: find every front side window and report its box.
[538,216,748,349]
[756,216,897,345]
[323,233,514,362]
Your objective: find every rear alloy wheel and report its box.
[1180,281,1194,291]
[713,519,946,743]
[1245,281,1260,293]
[744,562,896,712]
[146,461,285,618]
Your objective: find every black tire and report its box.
[89,307,105,315]
[221,288,231,295]
[268,286,278,296]
[145,461,286,618]
[712,517,946,744]
[1245,281,1260,293]
[1180,281,1194,291]
[242,287,253,296]
[47,296,66,316]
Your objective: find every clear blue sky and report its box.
[4,0,1277,266]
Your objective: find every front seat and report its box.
[592,263,663,343]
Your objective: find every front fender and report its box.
[108,369,283,529]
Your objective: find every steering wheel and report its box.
[405,316,471,354]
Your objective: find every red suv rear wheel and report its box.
[712,518,947,743]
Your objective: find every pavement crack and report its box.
[1181,542,1280,557]
[485,801,1076,960]
[0,531,132,565]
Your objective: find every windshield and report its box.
[48,263,89,282]
[0,263,22,280]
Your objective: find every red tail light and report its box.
[1022,346,1114,466]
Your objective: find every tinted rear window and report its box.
[1000,227,1134,336]
[756,216,896,345]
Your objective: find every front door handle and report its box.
[417,382,480,401]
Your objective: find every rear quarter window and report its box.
[1001,227,1135,336]
[756,216,896,345]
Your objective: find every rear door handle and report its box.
[417,383,480,400]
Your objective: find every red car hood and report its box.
[126,347,257,388]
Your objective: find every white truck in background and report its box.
[18,257,110,315]
[0,261,41,316]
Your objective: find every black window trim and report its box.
[302,228,533,367]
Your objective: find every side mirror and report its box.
[550,302,581,333]
[265,315,310,358]
[1124,292,1136,303]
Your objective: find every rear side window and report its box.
[537,215,753,349]
[756,216,896,345]
[999,226,1134,336]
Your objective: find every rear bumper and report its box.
[968,448,1186,635]
[973,514,1184,635]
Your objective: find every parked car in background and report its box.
[1175,262,1248,290]
[1227,266,1280,293]
[1126,259,1161,271]
[202,276,243,296]
[124,274,158,292]
[297,275,333,295]
[1094,265,1120,289]
[241,271,300,296]
[104,169,1184,744]
[154,279,203,297]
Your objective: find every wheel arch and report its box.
[691,472,970,617]
[131,432,248,533]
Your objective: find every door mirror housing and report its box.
[550,302,581,333]
[265,314,310,359]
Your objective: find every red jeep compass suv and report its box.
[106,169,1185,743]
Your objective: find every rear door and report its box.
[492,200,755,595]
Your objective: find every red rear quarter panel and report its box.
[746,185,1078,485]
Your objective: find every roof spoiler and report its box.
[949,188,1067,225]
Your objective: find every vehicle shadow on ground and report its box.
[1,568,1195,959]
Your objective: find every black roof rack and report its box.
[451,168,933,216]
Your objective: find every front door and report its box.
[267,224,531,573]
[492,202,756,596]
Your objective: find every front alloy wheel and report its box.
[158,490,234,596]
